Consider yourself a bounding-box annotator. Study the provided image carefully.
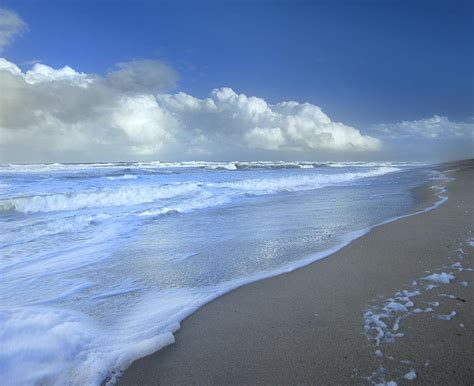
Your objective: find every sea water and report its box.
[0,161,444,385]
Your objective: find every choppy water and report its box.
[0,161,443,385]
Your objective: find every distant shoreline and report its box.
[118,160,473,385]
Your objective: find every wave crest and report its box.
[0,183,199,213]
[1,167,400,214]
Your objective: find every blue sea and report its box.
[0,161,445,385]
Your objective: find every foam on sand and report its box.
[403,370,417,380]
[362,232,472,385]
[436,311,457,321]
[422,272,455,284]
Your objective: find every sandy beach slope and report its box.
[119,160,473,385]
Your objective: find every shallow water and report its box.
[0,161,442,385]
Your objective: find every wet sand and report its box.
[119,160,474,385]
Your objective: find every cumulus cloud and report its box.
[0,58,178,162]
[157,88,382,154]
[106,60,178,94]
[0,57,381,163]
[0,8,27,53]
[24,63,93,87]
[372,115,474,140]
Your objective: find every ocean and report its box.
[0,161,445,385]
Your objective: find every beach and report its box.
[2,161,449,385]
[119,160,474,385]
[2,2,473,384]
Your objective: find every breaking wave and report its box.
[0,183,200,214]
[0,167,400,214]
[0,161,414,174]
[210,167,400,194]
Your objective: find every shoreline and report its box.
[118,160,473,385]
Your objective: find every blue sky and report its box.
[0,0,472,162]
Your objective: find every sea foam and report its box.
[0,183,199,213]
[0,167,399,214]
[0,161,441,385]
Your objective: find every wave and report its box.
[0,214,111,247]
[0,183,200,214]
[0,162,122,173]
[106,174,137,180]
[138,192,233,217]
[209,167,400,194]
[0,167,400,214]
[0,161,413,174]
[0,171,448,386]
[0,165,440,386]
[328,161,424,168]
[158,161,327,170]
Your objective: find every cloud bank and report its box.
[372,115,474,140]
[0,8,27,53]
[0,7,471,163]
[369,115,474,162]
[0,58,382,163]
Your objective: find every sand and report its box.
[118,160,474,385]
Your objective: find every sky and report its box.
[0,0,472,163]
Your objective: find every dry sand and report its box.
[119,160,473,385]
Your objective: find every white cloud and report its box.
[245,127,285,150]
[158,87,382,154]
[0,56,21,74]
[0,58,382,163]
[0,8,27,53]
[0,58,176,162]
[111,95,178,155]
[24,63,93,87]
[373,115,474,140]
